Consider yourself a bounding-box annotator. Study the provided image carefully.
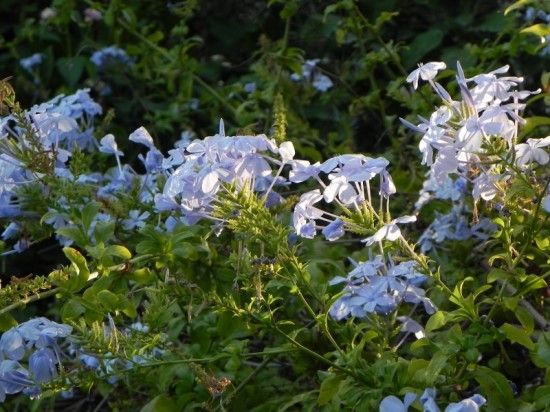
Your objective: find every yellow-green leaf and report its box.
[500,323,535,350]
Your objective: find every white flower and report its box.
[278,141,295,163]
[406,62,446,89]
[515,136,550,167]
[468,65,523,105]
[40,7,57,21]
[323,175,358,205]
[362,216,416,245]
[542,195,550,214]
[472,172,504,201]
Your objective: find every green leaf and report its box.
[517,274,547,296]
[534,385,550,410]
[532,332,550,368]
[402,28,444,68]
[148,30,164,43]
[129,268,154,285]
[477,12,514,32]
[105,245,132,261]
[504,0,535,15]
[425,311,448,332]
[61,299,86,321]
[416,351,449,385]
[121,298,138,318]
[121,7,137,24]
[514,306,534,334]
[474,367,515,409]
[521,24,550,41]
[93,221,115,244]
[407,358,429,380]
[499,323,535,350]
[374,11,398,30]
[318,374,344,405]
[0,313,17,331]
[487,268,511,283]
[535,235,550,250]
[506,179,535,202]
[80,202,100,233]
[63,247,91,292]
[96,290,120,311]
[56,57,86,87]
[140,395,178,412]
[57,226,88,247]
[448,278,477,320]
[521,116,550,137]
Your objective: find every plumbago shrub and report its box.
[0,61,548,411]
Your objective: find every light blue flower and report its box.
[0,360,34,398]
[122,210,150,230]
[420,388,440,412]
[288,160,321,183]
[445,394,486,412]
[129,127,155,150]
[1,222,20,241]
[362,215,416,245]
[312,73,333,92]
[28,348,57,383]
[379,393,416,412]
[322,218,345,241]
[139,148,164,173]
[0,330,25,360]
[91,46,133,69]
[406,61,446,90]
[244,82,257,93]
[329,258,436,320]
[79,354,100,370]
[99,134,123,156]
[19,53,44,72]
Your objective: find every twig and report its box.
[220,354,274,409]
[0,287,60,316]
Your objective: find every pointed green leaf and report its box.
[474,367,515,409]
[425,311,448,332]
[140,394,178,412]
[105,245,132,261]
[500,323,535,350]
[318,374,344,405]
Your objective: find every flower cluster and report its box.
[157,120,295,226]
[328,257,436,321]
[0,90,166,250]
[403,61,546,202]
[380,388,486,412]
[0,89,101,219]
[91,46,133,70]
[292,154,396,241]
[417,205,496,254]
[0,318,72,402]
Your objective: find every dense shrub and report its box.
[0,1,549,411]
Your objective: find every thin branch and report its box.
[0,287,60,316]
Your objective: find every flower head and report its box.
[362,216,416,245]
[406,62,446,89]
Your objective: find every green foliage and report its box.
[0,0,549,411]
